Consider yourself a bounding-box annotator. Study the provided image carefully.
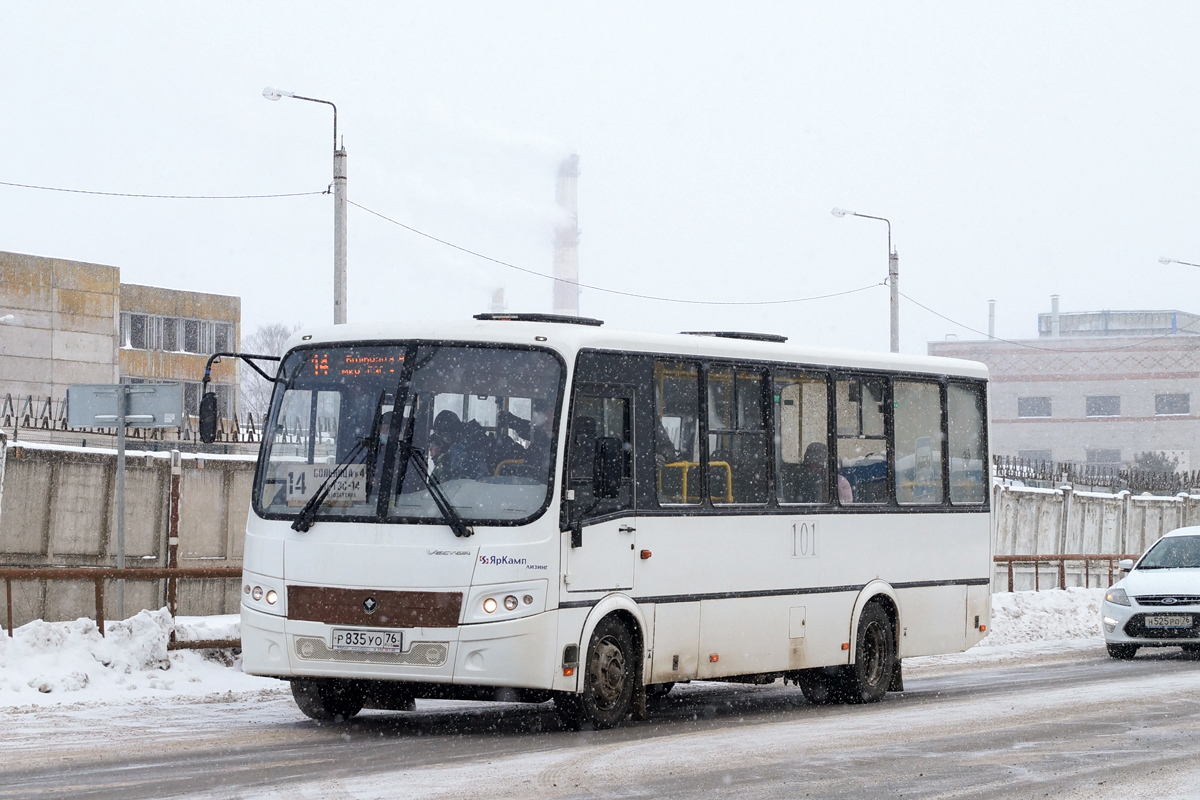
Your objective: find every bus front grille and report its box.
[293,637,449,666]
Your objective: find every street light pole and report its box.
[1160,257,1200,269]
[264,87,347,324]
[832,208,899,353]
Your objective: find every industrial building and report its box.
[929,298,1200,471]
[0,250,239,423]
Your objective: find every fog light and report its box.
[504,595,518,611]
[243,584,251,595]
[483,597,497,614]
[265,590,278,605]
[251,586,263,601]
[1103,616,1118,633]
[523,595,534,605]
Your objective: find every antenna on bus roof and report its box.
[474,313,603,327]
[681,331,788,343]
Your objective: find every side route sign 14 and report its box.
[284,463,369,507]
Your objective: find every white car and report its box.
[1102,526,1200,659]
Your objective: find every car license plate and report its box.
[1144,614,1192,629]
[331,628,404,652]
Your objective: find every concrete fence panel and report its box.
[0,442,255,627]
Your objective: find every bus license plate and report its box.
[1144,614,1192,629]
[331,629,404,652]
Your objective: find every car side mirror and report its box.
[198,392,218,444]
[593,436,624,499]
[1118,558,1135,572]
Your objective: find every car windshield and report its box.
[1139,535,1200,569]
[255,343,563,525]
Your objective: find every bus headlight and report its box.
[252,586,263,601]
[483,597,498,614]
[504,595,518,611]
[265,590,278,605]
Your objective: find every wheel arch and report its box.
[847,580,900,665]
[569,593,648,693]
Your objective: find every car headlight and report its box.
[1105,587,1130,606]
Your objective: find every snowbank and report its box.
[983,587,1104,647]
[0,608,279,707]
[0,588,1110,708]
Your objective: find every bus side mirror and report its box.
[593,437,623,499]
[1118,558,1135,572]
[198,392,218,443]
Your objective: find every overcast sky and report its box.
[3,3,1200,354]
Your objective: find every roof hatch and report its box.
[681,331,788,343]
[474,313,603,327]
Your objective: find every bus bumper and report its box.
[240,604,559,690]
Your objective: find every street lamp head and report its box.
[831,207,853,218]
[1159,257,1174,265]
[263,86,294,101]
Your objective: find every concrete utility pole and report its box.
[264,87,347,324]
[553,155,581,316]
[832,208,899,353]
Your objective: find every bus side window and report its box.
[948,382,987,504]
[835,376,888,504]
[775,371,830,504]
[706,366,770,504]
[893,380,944,505]
[655,361,701,505]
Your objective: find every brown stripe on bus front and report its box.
[287,586,463,628]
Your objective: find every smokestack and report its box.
[553,155,580,316]
[490,288,506,313]
[1051,295,1060,338]
[988,300,995,339]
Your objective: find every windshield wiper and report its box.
[397,443,474,538]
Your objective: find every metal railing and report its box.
[2,393,264,446]
[994,554,1138,593]
[993,454,1200,494]
[1,566,242,650]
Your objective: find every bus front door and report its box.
[564,386,636,593]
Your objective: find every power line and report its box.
[900,291,1200,353]
[0,179,328,200]
[349,199,885,307]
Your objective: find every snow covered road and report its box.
[2,592,1199,799]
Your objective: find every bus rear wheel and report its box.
[291,678,365,722]
[556,616,637,730]
[841,603,896,704]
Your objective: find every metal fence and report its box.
[2,393,263,448]
[992,454,1200,494]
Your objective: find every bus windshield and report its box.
[255,343,563,525]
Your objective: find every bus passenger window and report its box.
[706,367,769,504]
[948,383,987,504]
[655,361,701,505]
[835,377,888,504]
[775,371,830,504]
[893,381,944,505]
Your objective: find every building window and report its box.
[1018,449,1052,462]
[215,322,233,353]
[129,314,149,349]
[1156,394,1190,416]
[1086,449,1121,466]
[1086,396,1120,417]
[1017,397,1051,418]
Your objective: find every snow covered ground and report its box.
[0,588,1109,709]
[5,588,1198,800]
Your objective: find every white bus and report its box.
[234,314,991,728]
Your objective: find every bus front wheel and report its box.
[291,678,365,722]
[841,602,896,704]
[556,616,637,729]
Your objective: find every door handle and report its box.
[619,525,636,533]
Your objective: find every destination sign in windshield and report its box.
[309,351,404,380]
